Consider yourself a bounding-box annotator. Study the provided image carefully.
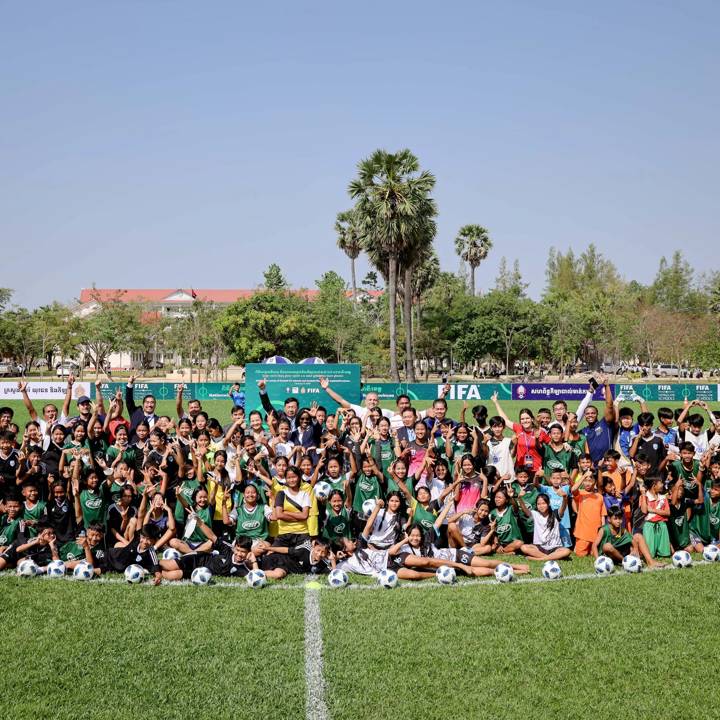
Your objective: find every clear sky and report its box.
[2,1,718,308]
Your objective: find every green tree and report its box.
[31,303,73,378]
[219,291,321,365]
[349,149,436,381]
[312,271,364,362]
[335,209,363,301]
[454,225,492,296]
[263,264,289,291]
[167,301,224,381]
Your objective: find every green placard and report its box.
[244,363,362,414]
[615,383,718,402]
[97,382,237,403]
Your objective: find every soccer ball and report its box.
[124,564,145,584]
[246,569,267,589]
[672,550,693,568]
[16,558,39,577]
[46,560,66,578]
[73,561,94,580]
[377,568,398,589]
[621,554,642,573]
[702,544,720,562]
[162,548,182,561]
[542,560,562,580]
[494,563,514,583]
[360,498,377,520]
[436,565,457,585]
[190,567,212,585]
[594,555,614,576]
[314,481,332,501]
[327,568,349,588]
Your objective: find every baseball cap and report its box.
[76,395,91,405]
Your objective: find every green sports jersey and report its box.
[512,483,538,534]
[0,515,21,546]
[234,503,268,540]
[322,507,352,540]
[567,437,586,457]
[23,501,46,538]
[434,437,467,463]
[352,473,383,513]
[709,498,720,541]
[668,502,691,550]
[410,499,438,535]
[79,488,109,528]
[542,444,576,475]
[368,439,395,482]
[187,506,212,543]
[59,541,87,562]
[175,480,201,521]
[600,524,632,548]
[324,473,348,496]
[490,506,522,545]
[106,446,137,468]
[671,460,700,490]
[690,493,711,544]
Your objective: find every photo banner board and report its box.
[96,382,235,402]
[363,382,512,402]
[0,380,94,401]
[244,363,362,414]
[512,383,606,402]
[614,382,718,402]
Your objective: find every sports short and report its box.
[177,553,203,579]
[388,552,409,571]
[689,532,703,546]
[574,539,593,557]
[273,533,310,548]
[536,545,563,556]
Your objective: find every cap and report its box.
[76,395,91,405]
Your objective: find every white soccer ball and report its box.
[246,569,267,589]
[377,568,398,589]
[46,560,66,578]
[124,564,145,584]
[73,561,94,580]
[436,565,457,585]
[594,555,614,576]
[542,560,562,580]
[17,558,39,577]
[672,550,693,568]
[360,498,377,520]
[702,544,720,562]
[621,554,642,573]
[162,548,182,561]
[328,568,349,588]
[494,563,514,583]
[190,567,212,585]
[314,481,332,501]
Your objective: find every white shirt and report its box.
[368,510,399,547]
[350,403,393,429]
[531,509,562,548]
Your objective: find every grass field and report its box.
[2,397,702,433]
[2,559,719,720]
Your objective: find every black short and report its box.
[456,547,474,566]
[387,552,409,571]
[273,533,309,548]
[177,553,203,579]
[615,542,633,559]
[536,545,562,556]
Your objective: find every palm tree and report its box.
[349,149,436,381]
[454,224,492,296]
[335,209,363,301]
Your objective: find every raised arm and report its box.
[61,375,75,419]
[125,375,139,416]
[318,376,351,409]
[17,381,38,421]
[602,375,614,424]
[175,383,185,419]
[94,380,106,417]
[491,392,512,428]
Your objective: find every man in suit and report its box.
[125,375,159,436]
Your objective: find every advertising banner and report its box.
[244,363,362,414]
[512,383,606,402]
[0,380,94,401]
[363,382,512,402]
[615,383,718,402]
[96,382,235,402]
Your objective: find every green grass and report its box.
[321,564,720,720]
[0,578,306,720]
[2,560,720,719]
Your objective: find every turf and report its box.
[321,563,720,720]
[0,578,306,720]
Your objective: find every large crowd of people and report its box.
[1,373,719,585]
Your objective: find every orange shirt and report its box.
[601,468,626,492]
[572,489,606,541]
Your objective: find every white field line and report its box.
[0,560,713,591]
[304,588,329,720]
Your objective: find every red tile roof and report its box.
[79,288,382,305]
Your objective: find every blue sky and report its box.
[2,1,718,308]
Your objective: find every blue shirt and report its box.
[580,419,614,465]
[617,424,639,458]
[230,390,246,409]
[539,484,571,530]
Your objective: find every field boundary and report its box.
[304,588,329,720]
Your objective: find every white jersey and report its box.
[337,548,389,576]
[486,436,515,479]
[531,510,562,548]
[350,403,393,429]
[367,509,400,548]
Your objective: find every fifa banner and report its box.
[614,382,718,402]
[96,382,236,401]
[365,382,513,402]
[512,383,606,402]
[244,363,362,414]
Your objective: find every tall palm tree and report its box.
[335,209,363,301]
[454,224,492,296]
[349,149,436,381]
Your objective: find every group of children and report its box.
[1,375,719,585]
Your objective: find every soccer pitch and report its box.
[2,560,720,720]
